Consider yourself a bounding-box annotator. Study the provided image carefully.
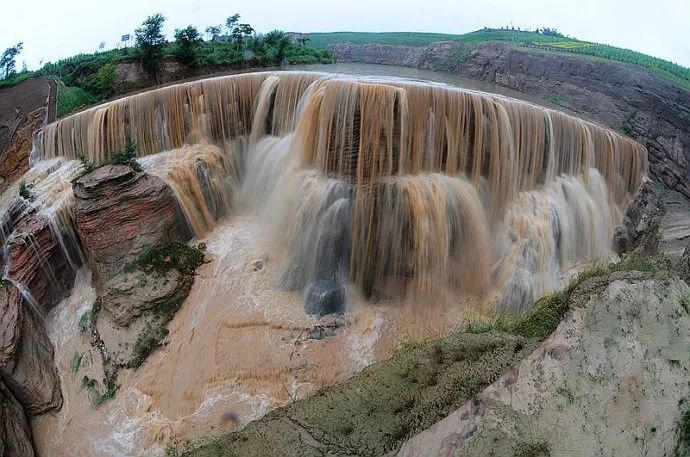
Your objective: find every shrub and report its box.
[57,85,97,118]
[18,180,34,200]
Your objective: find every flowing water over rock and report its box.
[12,70,647,455]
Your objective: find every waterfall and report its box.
[26,71,647,311]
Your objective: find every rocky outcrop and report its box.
[73,165,187,288]
[398,272,690,456]
[5,206,80,313]
[0,77,53,192]
[0,379,33,457]
[100,268,192,327]
[612,180,662,254]
[0,109,44,194]
[0,285,62,415]
[328,42,690,199]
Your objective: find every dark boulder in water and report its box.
[304,280,346,317]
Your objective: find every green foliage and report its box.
[137,242,204,275]
[0,42,23,79]
[111,142,142,171]
[174,26,203,67]
[70,352,84,374]
[308,29,690,89]
[79,374,118,408]
[18,180,34,200]
[135,13,167,77]
[0,70,33,89]
[83,62,118,99]
[57,85,98,118]
[78,310,92,334]
[514,441,551,457]
[166,444,182,457]
[128,317,173,369]
[78,142,141,172]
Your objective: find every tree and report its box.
[205,25,222,40]
[264,30,290,64]
[174,26,202,67]
[135,14,166,82]
[232,23,254,51]
[225,14,241,33]
[0,43,23,79]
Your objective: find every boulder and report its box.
[100,268,192,327]
[73,165,188,288]
[0,285,62,415]
[0,379,33,457]
[304,280,346,317]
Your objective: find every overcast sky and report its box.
[2,0,689,70]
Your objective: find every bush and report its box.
[173,26,203,67]
[57,85,97,118]
[18,180,34,200]
[83,62,118,99]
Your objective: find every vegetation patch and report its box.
[56,84,98,118]
[514,441,551,457]
[79,373,118,408]
[126,296,185,370]
[137,242,205,275]
[70,352,84,374]
[182,331,537,457]
[18,180,34,201]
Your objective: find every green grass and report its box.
[308,28,690,90]
[56,84,98,118]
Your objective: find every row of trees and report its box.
[133,13,324,83]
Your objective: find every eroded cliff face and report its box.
[328,42,690,199]
[73,165,188,288]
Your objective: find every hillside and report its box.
[307,29,690,89]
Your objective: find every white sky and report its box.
[1,0,689,70]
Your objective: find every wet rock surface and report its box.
[613,180,662,254]
[0,285,62,415]
[74,165,188,288]
[0,378,34,457]
[101,268,192,327]
[5,206,80,313]
[304,280,346,317]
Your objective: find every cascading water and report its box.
[0,157,85,317]
[18,70,646,455]
[30,71,646,308]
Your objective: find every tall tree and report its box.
[232,23,254,51]
[0,43,24,79]
[135,14,166,83]
[174,26,203,67]
[225,14,241,33]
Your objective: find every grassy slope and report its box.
[179,248,675,457]
[308,29,690,90]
